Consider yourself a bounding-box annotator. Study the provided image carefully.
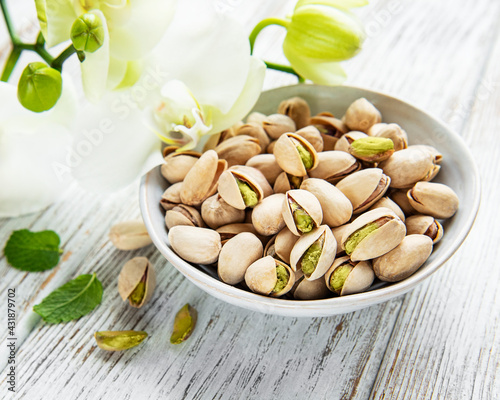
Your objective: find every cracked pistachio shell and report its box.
[325,256,374,296]
[161,146,201,184]
[343,98,382,133]
[245,154,283,185]
[368,123,408,151]
[214,135,261,167]
[252,193,286,236]
[309,151,361,183]
[168,226,222,264]
[262,114,296,139]
[237,122,270,154]
[109,220,152,250]
[118,257,156,308]
[405,215,444,244]
[203,124,238,152]
[278,97,311,129]
[290,225,336,280]
[311,113,348,151]
[218,169,265,210]
[379,147,440,189]
[165,205,205,230]
[407,182,459,219]
[181,150,227,206]
[218,233,263,285]
[245,256,295,297]
[274,172,306,194]
[160,182,183,211]
[336,168,391,214]
[264,234,278,258]
[331,224,351,255]
[282,189,323,236]
[95,330,148,351]
[275,227,299,265]
[201,194,245,230]
[341,208,406,261]
[292,274,331,300]
[295,126,324,152]
[273,133,318,177]
[373,234,433,282]
[300,178,352,227]
[409,145,442,164]
[369,197,405,222]
[230,166,273,197]
[390,189,417,216]
[216,223,266,245]
[334,131,367,153]
[170,304,197,344]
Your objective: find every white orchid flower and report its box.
[35,0,177,101]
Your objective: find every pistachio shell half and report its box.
[161,146,201,184]
[118,257,156,308]
[343,98,382,133]
[109,220,152,250]
[273,133,318,177]
[405,215,444,244]
[407,182,459,219]
[168,226,222,264]
[282,189,323,236]
[165,205,205,229]
[324,256,374,296]
[292,274,331,300]
[278,97,311,129]
[251,193,286,236]
[244,256,295,297]
[308,151,361,184]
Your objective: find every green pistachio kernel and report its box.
[236,179,258,207]
[94,330,148,351]
[170,304,197,344]
[273,264,289,293]
[296,144,313,169]
[330,264,354,293]
[290,200,314,233]
[288,174,302,189]
[71,13,105,53]
[344,222,378,255]
[350,137,394,157]
[300,240,322,276]
[129,280,146,306]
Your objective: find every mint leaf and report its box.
[33,273,103,324]
[4,229,62,272]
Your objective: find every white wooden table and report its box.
[1,1,499,398]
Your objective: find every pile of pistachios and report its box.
[160,96,459,300]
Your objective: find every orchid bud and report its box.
[17,62,62,113]
[70,13,105,53]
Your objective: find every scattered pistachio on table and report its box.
[171,304,197,344]
[94,330,148,351]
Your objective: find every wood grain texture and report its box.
[0,0,498,399]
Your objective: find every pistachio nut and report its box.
[161,146,201,184]
[275,227,299,265]
[251,193,286,236]
[295,126,324,152]
[94,330,148,351]
[308,151,361,184]
[407,182,459,219]
[263,234,279,258]
[214,135,261,167]
[290,225,336,280]
[368,197,405,222]
[300,178,352,227]
[278,97,311,129]
[292,274,331,300]
[170,304,197,344]
[282,189,323,236]
[165,205,205,230]
[109,220,152,250]
[348,137,395,163]
[405,215,444,244]
[331,224,351,255]
[336,168,391,214]
[310,113,347,151]
[168,226,222,264]
[334,131,367,153]
[373,234,433,282]
[160,182,183,211]
[343,98,382,133]
[262,114,296,139]
[341,207,406,261]
[378,147,440,189]
[245,154,283,185]
[246,111,267,125]
[409,144,442,164]
[324,256,374,296]
[201,194,246,229]
[118,257,156,308]
[180,150,227,206]
[229,165,273,197]
[218,233,263,285]
[218,169,265,210]
[274,172,306,194]
[236,122,270,154]
[390,189,417,216]
[368,123,408,151]
[203,125,238,152]
[267,140,277,154]
[273,133,318,176]
[216,223,266,245]
[244,256,295,297]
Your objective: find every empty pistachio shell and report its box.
[251,193,286,236]
[245,256,295,297]
[168,226,222,264]
[278,97,311,129]
[109,220,152,250]
[331,224,351,255]
[245,154,283,185]
[218,233,263,285]
[170,304,197,344]
[161,147,201,184]
[311,114,348,151]
[341,208,406,261]
[334,131,367,153]
[368,123,408,151]
[273,133,318,176]
[336,168,391,214]
[308,151,361,183]
[160,182,183,211]
[405,215,444,244]
[275,227,299,264]
[290,225,336,280]
[94,330,148,351]
[292,275,331,300]
[295,126,324,152]
[349,137,395,163]
[214,135,261,167]
[201,194,246,229]
[325,256,374,296]
[181,150,227,206]
[300,178,352,227]
[263,114,296,139]
[369,197,406,222]
[237,122,270,154]
[274,172,306,194]
[218,169,265,210]
[407,182,459,219]
[373,235,433,282]
[165,205,205,229]
[343,98,382,133]
[282,189,323,236]
[118,257,156,308]
[216,223,266,245]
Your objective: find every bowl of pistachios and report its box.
[139,84,480,317]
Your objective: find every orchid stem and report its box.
[0,48,20,81]
[249,17,289,54]
[0,0,18,45]
[51,45,76,71]
[264,61,305,83]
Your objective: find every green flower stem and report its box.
[264,61,305,83]
[0,0,18,44]
[0,48,20,81]
[51,45,77,71]
[249,17,289,54]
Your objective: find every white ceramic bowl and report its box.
[139,84,480,317]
